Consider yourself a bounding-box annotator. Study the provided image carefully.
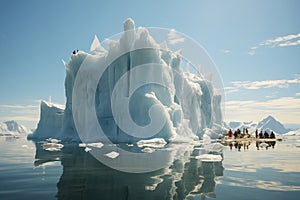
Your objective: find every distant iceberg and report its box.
[29,18,223,143]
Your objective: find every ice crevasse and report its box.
[30,18,223,143]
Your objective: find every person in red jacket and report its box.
[228,129,233,138]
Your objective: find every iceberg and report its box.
[30,18,223,143]
[28,100,64,140]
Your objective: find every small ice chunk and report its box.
[204,142,225,153]
[145,185,156,191]
[46,138,61,143]
[137,138,167,148]
[21,145,28,148]
[87,142,103,148]
[42,143,64,149]
[79,143,87,147]
[85,147,92,152]
[105,151,119,159]
[195,154,222,162]
[142,147,155,153]
[45,147,61,152]
[126,143,134,147]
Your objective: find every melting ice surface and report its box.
[31,18,224,145]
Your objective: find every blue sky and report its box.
[0,0,299,129]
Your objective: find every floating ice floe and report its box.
[87,142,104,148]
[85,147,92,152]
[42,138,64,152]
[203,142,226,153]
[137,138,167,148]
[105,151,119,159]
[45,147,62,152]
[42,142,64,151]
[46,138,61,143]
[79,143,87,147]
[195,154,222,162]
[142,147,155,153]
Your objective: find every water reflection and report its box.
[34,142,224,200]
[225,140,276,151]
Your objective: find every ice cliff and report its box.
[30,18,223,143]
[28,101,64,139]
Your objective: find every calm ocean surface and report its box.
[0,136,299,200]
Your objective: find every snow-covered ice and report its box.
[42,142,64,151]
[105,151,119,159]
[137,138,167,148]
[195,154,222,162]
[79,143,87,147]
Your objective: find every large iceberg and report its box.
[30,18,223,143]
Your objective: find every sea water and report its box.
[0,136,299,200]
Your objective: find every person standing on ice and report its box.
[270,131,276,139]
[264,130,269,138]
[233,130,238,139]
[237,129,241,138]
[255,129,258,138]
[259,130,263,139]
[227,129,233,138]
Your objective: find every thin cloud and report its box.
[224,86,239,94]
[248,50,255,56]
[0,104,38,109]
[248,33,300,55]
[225,97,300,124]
[0,116,39,122]
[220,49,231,54]
[168,29,185,45]
[231,78,300,90]
[260,33,300,47]
[0,103,40,127]
[278,39,300,47]
[248,46,257,55]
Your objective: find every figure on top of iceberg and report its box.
[29,18,224,144]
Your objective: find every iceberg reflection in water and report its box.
[34,142,224,200]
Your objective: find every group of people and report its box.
[227,128,251,139]
[255,129,276,139]
[226,128,277,151]
[227,128,276,139]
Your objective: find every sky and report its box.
[0,0,299,129]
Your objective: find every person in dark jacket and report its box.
[234,130,238,139]
[270,131,276,139]
[259,130,263,139]
[264,130,269,138]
